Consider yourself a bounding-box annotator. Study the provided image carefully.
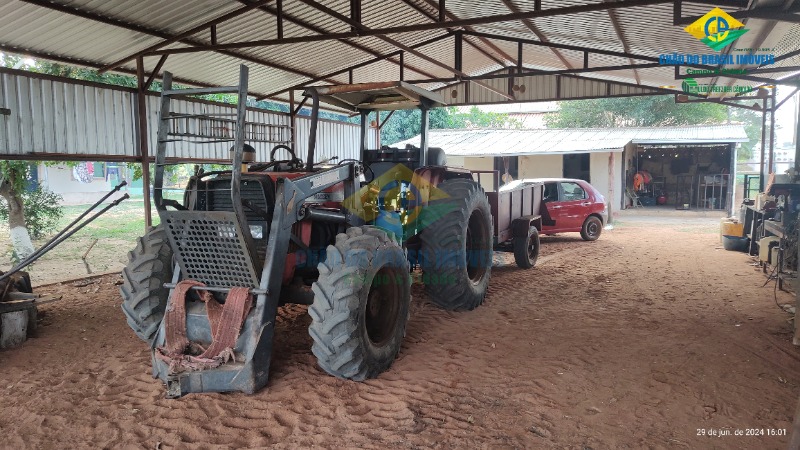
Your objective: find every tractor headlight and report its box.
[249,225,264,239]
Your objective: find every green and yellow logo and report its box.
[342,163,454,239]
[684,7,748,51]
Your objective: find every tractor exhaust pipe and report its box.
[306,89,320,172]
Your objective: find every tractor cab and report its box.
[303,81,448,179]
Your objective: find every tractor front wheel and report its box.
[309,226,411,380]
[120,225,174,346]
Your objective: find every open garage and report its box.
[1,0,800,448]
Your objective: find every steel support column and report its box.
[760,97,767,191]
[289,90,297,152]
[768,90,777,174]
[794,85,800,346]
[136,57,152,229]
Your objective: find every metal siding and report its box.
[394,125,749,157]
[294,117,371,163]
[0,73,134,156]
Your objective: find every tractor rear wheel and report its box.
[120,225,174,346]
[309,226,411,380]
[419,178,493,311]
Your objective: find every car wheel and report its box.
[580,216,602,241]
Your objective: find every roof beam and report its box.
[464,30,660,63]
[405,62,663,84]
[675,3,800,25]
[143,54,168,90]
[0,45,273,99]
[402,0,514,67]
[292,0,515,100]
[264,32,453,98]
[147,0,677,51]
[16,0,328,83]
[238,0,438,80]
[97,0,272,73]
[605,2,641,84]
[500,0,574,70]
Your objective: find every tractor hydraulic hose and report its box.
[0,193,130,283]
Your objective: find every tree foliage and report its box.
[544,95,762,161]
[379,106,519,145]
[728,107,762,161]
[544,95,729,128]
[0,185,63,239]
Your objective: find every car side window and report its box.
[560,182,587,201]
[543,183,558,203]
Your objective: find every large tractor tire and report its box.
[120,225,174,346]
[309,226,411,380]
[419,178,493,311]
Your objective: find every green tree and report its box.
[544,95,762,161]
[544,95,728,128]
[0,162,36,259]
[728,107,761,161]
[379,106,518,145]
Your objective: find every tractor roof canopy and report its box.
[303,81,446,112]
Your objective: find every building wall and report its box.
[454,152,623,212]
[454,157,497,192]
[519,155,563,178]
[38,164,118,204]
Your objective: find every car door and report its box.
[540,182,563,232]
[554,181,590,230]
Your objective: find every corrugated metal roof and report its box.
[393,124,749,156]
[0,0,796,107]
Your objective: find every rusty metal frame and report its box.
[605,1,641,84]
[398,0,510,67]
[15,0,785,104]
[135,0,690,55]
[674,1,800,25]
[16,0,331,85]
[235,0,438,81]
[500,0,574,70]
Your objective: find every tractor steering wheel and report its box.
[270,145,303,171]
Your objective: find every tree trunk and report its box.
[0,169,34,260]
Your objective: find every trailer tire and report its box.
[120,225,174,346]
[514,226,540,269]
[420,178,493,311]
[581,215,603,241]
[309,226,411,380]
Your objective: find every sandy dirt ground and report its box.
[1,216,799,449]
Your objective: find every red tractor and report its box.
[121,65,540,397]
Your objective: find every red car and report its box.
[505,178,608,241]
